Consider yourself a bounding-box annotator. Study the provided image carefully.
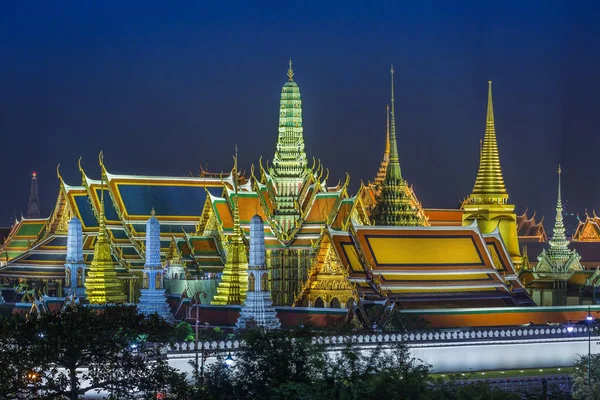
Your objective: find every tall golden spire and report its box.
[470,80,508,203]
[287,58,294,81]
[85,174,126,304]
[212,151,248,305]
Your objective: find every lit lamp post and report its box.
[224,352,235,367]
[587,307,593,389]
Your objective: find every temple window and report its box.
[248,272,256,292]
[261,272,269,292]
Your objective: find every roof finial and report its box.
[287,58,294,81]
[151,208,156,217]
[487,80,494,124]
[387,64,400,174]
[557,164,562,205]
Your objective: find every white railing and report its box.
[166,324,594,354]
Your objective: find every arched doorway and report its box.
[330,297,341,308]
[314,297,324,308]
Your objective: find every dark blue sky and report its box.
[1,1,600,231]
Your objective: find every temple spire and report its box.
[212,155,249,305]
[84,175,126,304]
[270,60,308,232]
[533,164,583,277]
[138,210,174,322]
[470,80,507,203]
[287,58,294,81]
[27,172,41,219]
[549,165,568,249]
[371,65,427,227]
[387,65,401,180]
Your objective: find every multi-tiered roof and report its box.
[371,66,428,227]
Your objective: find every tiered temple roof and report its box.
[370,66,428,227]
[517,210,548,243]
[0,65,536,310]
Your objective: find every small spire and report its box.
[486,80,494,124]
[151,208,156,217]
[549,164,568,249]
[98,172,107,239]
[557,164,562,203]
[287,58,294,81]
[386,64,401,179]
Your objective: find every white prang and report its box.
[236,215,281,329]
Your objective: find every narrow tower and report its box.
[270,60,309,231]
[64,216,86,298]
[462,81,521,266]
[371,65,427,226]
[27,172,41,218]
[212,157,249,305]
[84,180,126,304]
[535,166,583,274]
[137,209,174,322]
[532,166,583,305]
[236,215,281,329]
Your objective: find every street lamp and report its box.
[224,353,235,367]
[587,307,593,389]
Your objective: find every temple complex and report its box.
[9,61,598,320]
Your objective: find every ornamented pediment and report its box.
[578,221,600,242]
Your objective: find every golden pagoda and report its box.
[211,156,249,305]
[462,81,521,267]
[84,178,126,304]
[371,65,428,226]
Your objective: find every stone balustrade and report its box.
[166,324,594,354]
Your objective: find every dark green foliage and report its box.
[190,328,516,400]
[0,304,186,400]
[571,353,600,399]
[173,321,194,342]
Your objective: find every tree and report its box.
[232,327,325,399]
[571,353,600,399]
[0,304,188,400]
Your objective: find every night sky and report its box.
[1,1,600,231]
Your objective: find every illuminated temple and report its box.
[9,60,586,320]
